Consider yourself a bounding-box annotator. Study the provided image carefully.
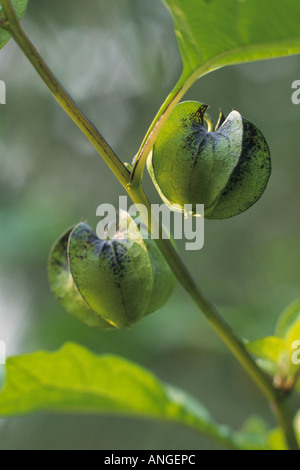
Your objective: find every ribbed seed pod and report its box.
[147,101,271,218]
[49,211,176,329]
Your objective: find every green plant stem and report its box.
[1,0,298,450]
[272,397,298,450]
[130,71,214,187]
[130,70,198,188]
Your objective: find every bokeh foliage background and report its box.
[0,0,299,449]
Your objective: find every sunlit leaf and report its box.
[3,343,287,449]
[0,342,249,448]
[233,415,269,450]
[267,428,288,450]
[276,299,300,338]
[245,336,286,365]
[235,414,300,450]
[163,0,300,79]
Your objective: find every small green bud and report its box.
[147,101,271,219]
[49,212,176,329]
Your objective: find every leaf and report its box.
[241,415,269,436]
[282,322,300,376]
[245,336,286,365]
[284,322,300,352]
[254,358,278,378]
[0,365,5,391]
[235,413,300,450]
[244,300,300,382]
[267,428,288,450]
[1,343,284,449]
[233,415,269,450]
[245,336,297,381]
[272,300,300,377]
[245,336,290,380]
[163,0,300,79]
[0,342,239,448]
[0,0,28,49]
[266,412,300,450]
[276,299,300,338]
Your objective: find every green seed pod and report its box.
[147,101,271,219]
[49,211,176,329]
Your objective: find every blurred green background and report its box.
[0,0,300,450]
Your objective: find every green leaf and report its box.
[245,336,286,365]
[273,300,300,377]
[282,320,300,377]
[245,335,292,381]
[254,358,278,378]
[0,0,28,49]
[233,415,269,450]
[163,0,300,79]
[284,321,300,351]
[0,342,239,448]
[1,343,284,449]
[245,308,300,380]
[267,428,288,450]
[0,365,5,391]
[266,412,300,450]
[241,415,268,436]
[276,299,300,338]
[235,414,300,450]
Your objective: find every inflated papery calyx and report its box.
[147,101,271,219]
[49,211,176,329]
